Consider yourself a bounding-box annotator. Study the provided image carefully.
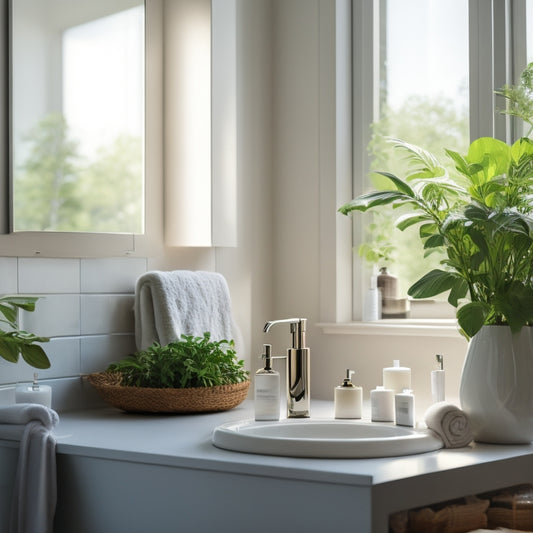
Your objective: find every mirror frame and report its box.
[0,0,159,258]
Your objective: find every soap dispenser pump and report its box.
[254,344,280,421]
[334,369,363,419]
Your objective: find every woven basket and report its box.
[86,372,250,414]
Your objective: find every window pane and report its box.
[367,0,469,298]
[528,5,533,63]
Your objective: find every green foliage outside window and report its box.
[364,95,469,295]
[13,113,143,234]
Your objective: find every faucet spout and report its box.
[263,318,310,418]
[263,317,302,333]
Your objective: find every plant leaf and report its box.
[497,282,533,333]
[374,171,416,197]
[0,337,19,363]
[408,269,461,299]
[338,190,413,214]
[423,233,445,249]
[448,278,469,307]
[395,213,430,231]
[457,302,491,338]
[21,344,51,369]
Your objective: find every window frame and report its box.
[343,0,526,324]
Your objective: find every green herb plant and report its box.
[0,296,50,368]
[339,63,533,339]
[108,332,249,388]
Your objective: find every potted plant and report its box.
[0,295,50,369]
[338,63,533,443]
[88,332,249,413]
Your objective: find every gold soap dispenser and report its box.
[334,369,363,419]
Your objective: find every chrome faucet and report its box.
[263,318,310,418]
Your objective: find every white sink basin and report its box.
[212,418,443,458]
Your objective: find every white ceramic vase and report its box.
[460,325,533,443]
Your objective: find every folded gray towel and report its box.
[424,401,473,448]
[134,270,242,353]
[0,403,59,533]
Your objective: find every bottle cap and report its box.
[262,344,273,370]
[341,369,355,387]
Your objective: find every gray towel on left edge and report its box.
[134,270,242,354]
[0,403,59,533]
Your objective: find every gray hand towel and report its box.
[0,403,59,533]
[134,270,242,353]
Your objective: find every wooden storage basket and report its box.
[87,371,250,414]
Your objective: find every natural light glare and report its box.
[63,6,144,160]
[386,0,469,111]
[12,1,145,234]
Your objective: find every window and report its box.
[351,0,527,320]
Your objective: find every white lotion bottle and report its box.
[383,359,411,393]
[254,344,280,421]
[370,386,395,422]
[15,373,52,408]
[334,369,363,419]
[431,354,445,403]
[395,389,415,427]
[362,271,380,322]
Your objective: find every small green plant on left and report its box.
[0,296,50,369]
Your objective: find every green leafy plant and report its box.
[108,333,249,388]
[339,63,533,339]
[496,62,533,137]
[0,296,50,369]
[339,135,533,339]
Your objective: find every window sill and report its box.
[317,319,462,339]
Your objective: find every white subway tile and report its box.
[38,337,81,379]
[19,294,80,337]
[81,257,147,294]
[0,258,17,294]
[18,258,80,294]
[0,337,80,385]
[80,295,135,335]
[80,334,136,374]
[0,386,16,405]
[44,376,106,412]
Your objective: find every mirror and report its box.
[10,0,144,234]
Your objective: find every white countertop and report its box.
[51,399,533,489]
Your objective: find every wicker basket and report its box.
[86,372,250,414]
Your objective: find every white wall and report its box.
[270,0,470,415]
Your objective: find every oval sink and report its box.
[212,419,443,458]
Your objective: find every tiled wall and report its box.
[0,257,147,410]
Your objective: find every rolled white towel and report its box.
[424,401,473,448]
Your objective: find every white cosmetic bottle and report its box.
[15,373,52,408]
[383,359,411,393]
[395,388,415,427]
[431,354,445,403]
[362,272,380,322]
[254,344,280,421]
[370,385,395,422]
[334,369,363,419]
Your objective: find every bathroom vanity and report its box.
[3,400,533,533]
